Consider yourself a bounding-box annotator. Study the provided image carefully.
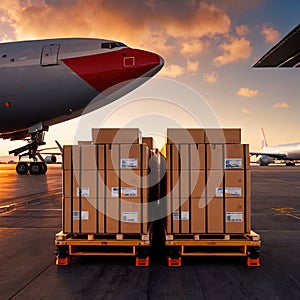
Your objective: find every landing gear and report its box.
[9,123,49,175]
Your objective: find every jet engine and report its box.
[44,155,57,164]
[258,155,273,166]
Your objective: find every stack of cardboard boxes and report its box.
[166,128,250,235]
[63,128,151,235]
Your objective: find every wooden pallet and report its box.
[165,230,261,267]
[55,230,151,266]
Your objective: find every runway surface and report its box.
[0,164,299,299]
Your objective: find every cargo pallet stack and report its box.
[55,129,154,266]
[164,128,261,267]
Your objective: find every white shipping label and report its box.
[76,187,90,197]
[120,158,138,169]
[173,211,189,221]
[225,158,242,169]
[226,212,243,222]
[111,187,138,197]
[73,211,89,221]
[216,187,242,197]
[122,212,138,223]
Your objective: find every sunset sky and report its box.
[0,0,299,156]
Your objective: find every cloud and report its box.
[236,25,249,36]
[273,102,290,109]
[237,87,262,98]
[242,108,252,114]
[203,72,218,83]
[186,59,199,73]
[213,37,252,66]
[159,64,185,78]
[180,39,209,57]
[261,25,281,43]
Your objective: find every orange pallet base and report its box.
[56,256,71,266]
[136,256,150,267]
[167,257,182,267]
[247,257,260,267]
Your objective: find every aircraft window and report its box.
[10,58,15,62]
[101,42,127,49]
[2,54,7,58]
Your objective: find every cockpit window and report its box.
[101,42,127,49]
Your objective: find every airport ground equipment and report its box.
[165,229,261,267]
[55,229,152,267]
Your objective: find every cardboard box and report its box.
[63,145,104,170]
[104,144,150,170]
[101,169,150,199]
[166,170,206,198]
[78,141,92,145]
[206,170,250,198]
[92,128,141,144]
[207,197,224,233]
[205,128,241,144]
[167,128,205,144]
[63,197,98,234]
[64,169,101,199]
[166,144,205,170]
[142,137,156,150]
[191,198,206,233]
[206,144,250,170]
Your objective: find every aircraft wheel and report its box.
[39,162,48,174]
[29,162,42,175]
[16,162,29,175]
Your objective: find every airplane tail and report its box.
[260,128,268,148]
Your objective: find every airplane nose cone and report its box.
[135,50,164,78]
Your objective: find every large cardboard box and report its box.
[92,128,141,144]
[104,144,150,170]
[167,128,205,144]
[63,145,104,170]
[206,170,250,198]
[64,169,100,199]
[101,170,150,199]
[63,197,99,234]
[166,170,206,198]
[205,128,241,144]
[166,144,205,170]
[206,144,250,170]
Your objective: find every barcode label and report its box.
[120,158,138,169]
[226,212,243,222]
[216,187,242,197]
[225,158,242,169]
[73,211,89,220]
[173,211,189,220]
[122,212,138,223]
[112,187,138,197]
[76,187,90,197]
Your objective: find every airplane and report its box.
[250,128,300,166]
[0,38,164,175]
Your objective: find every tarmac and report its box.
[0,164,299,299]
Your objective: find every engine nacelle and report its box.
[44,155,57,164]
[258,155,273,166]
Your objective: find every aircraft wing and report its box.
[253,23,300,68]
[250,152,288,159]
[0,129,30,141]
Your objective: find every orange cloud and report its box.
[159,64,185,78]
[203,72,218,83]
[213,37,252,66]
[186,59,199,73]
[180,39,209,57]
[273,102,290,109]
[242,108,252,114]
[237,87,262,98]
[236,25,249,36]
[261,25,280,43]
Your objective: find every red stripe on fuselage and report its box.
[62,48,160,94]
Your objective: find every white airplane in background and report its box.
[0,38,164,175]
[250,128,300,166]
